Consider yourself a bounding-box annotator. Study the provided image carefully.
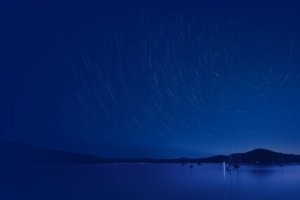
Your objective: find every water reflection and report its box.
[245,166,280,177]
[0,164,300,200]
[223,165,300,200]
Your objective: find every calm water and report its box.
[1,164,300,200]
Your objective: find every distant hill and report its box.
[0,142,103,164]
[230,148,300,165]
[1,142,300,165]
[0,142,229,164]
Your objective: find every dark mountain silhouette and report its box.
[1,142,300,165]
[229,148,300,165]
[0,142,103,164]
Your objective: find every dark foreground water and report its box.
[1,163,300,200]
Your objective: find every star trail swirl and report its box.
[2,4,300,158]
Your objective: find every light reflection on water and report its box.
[0,164,300,199]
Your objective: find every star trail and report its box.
[2,3,300,158]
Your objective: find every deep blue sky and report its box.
[1,2,300,158]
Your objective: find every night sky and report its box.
[1,2,300,158]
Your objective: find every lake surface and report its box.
[1,163,300,200]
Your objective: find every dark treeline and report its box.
[1,142,300,165]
